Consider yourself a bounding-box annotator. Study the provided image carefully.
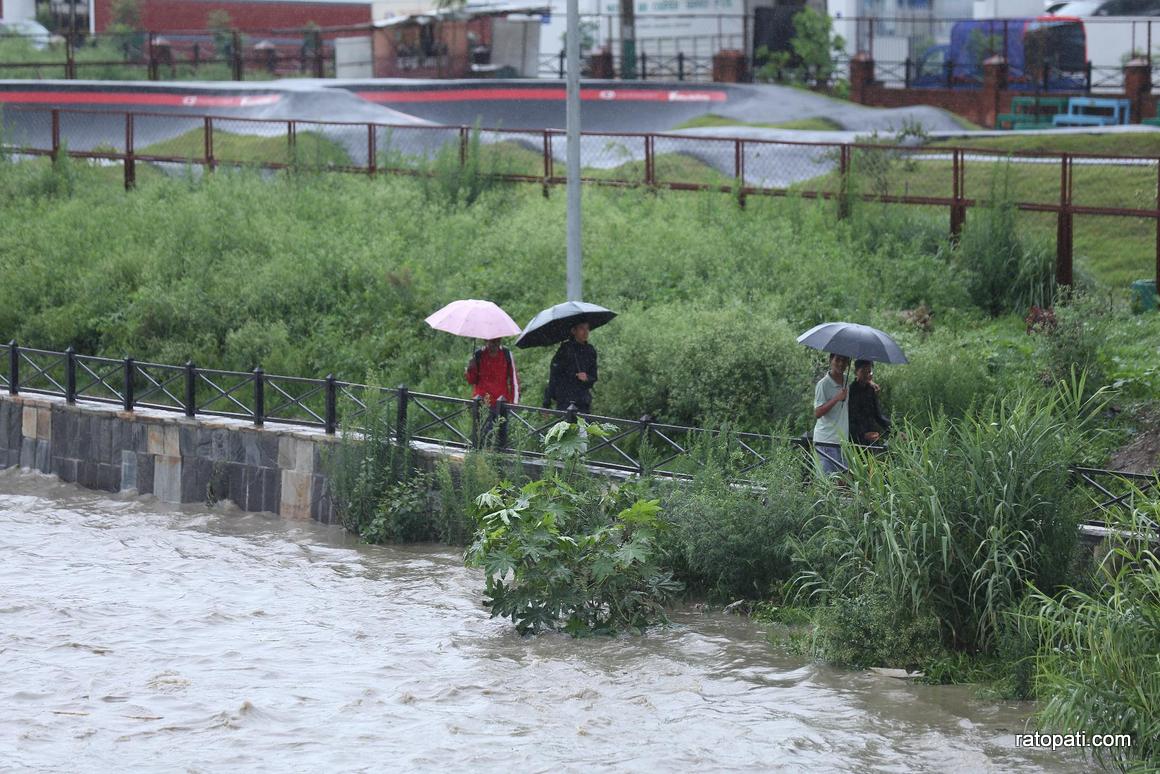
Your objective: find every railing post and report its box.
[838,144,851,220]
[124,113,136,190]
[471,395,482,447]
[65,346,77,404]
[325,374,337,434]
[148,32,159,80]
[396,385,408,443]
[640,51,647,80]
[253,367,265,426]
[367,125,376,177]
[184,361,197,418]
[734,138,746,208]
[637,414,652,475]
[944,58,954,89]
[51,110,60,163]
[950,148,965,239]
[204,117,215,172]
[559,49,565,79]
[566,402,578,423]
[7,341,17,395]
[542,129,552,197]
[678,51,685,81]
[1085,61,1092,93]
[644,134,655,187]
[232,30,244,81]
[1057,153,1073,286]
[904,56,911,89]
[65,33,76,79]
[123,356,135,412]
[496,397,509,450]
[459,125,468,167]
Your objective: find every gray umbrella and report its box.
[796,322,909,364]
[515,301,617,349]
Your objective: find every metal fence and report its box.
[0,27,360,81]
[2,341,1154,524]
[2,105,1158,287]
[837,15,1160,92]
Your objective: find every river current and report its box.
[0,469,1086,772]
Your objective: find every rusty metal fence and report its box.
[2,105,1158,287]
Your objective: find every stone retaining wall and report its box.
[0,393,341,522]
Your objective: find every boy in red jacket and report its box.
[465,338,520,444]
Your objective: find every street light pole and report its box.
[565,0,582,302]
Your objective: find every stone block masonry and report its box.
[0,393,343,523]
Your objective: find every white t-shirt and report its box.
[813,372,849,445]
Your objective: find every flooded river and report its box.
[0,469,1085,772]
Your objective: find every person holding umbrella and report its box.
[812,353,851,475]
[515,301,616,415]
[424,299,522,444]
[796,321,909,475]
[466,338,521,408]
[543,320,598,413]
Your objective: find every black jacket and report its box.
[543,338,598,410]
[848,380,891,444]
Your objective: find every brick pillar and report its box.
[849,51,875,104]
[982,55,1008,129]
[1124,57,1152,124]
[589,49,614,79]
[712,50,747,83]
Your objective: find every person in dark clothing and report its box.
[848,359,891,445]
[542,321,598,413]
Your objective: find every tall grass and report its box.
[792,383,1098,660]
[1023,496,1160,771]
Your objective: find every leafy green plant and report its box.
[465,419,682,635]
[1024,496,1160,770]
[754,7,845,87]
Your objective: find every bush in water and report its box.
[465,419,682,635]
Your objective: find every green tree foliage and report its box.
[755,7,845,87]
[466,419,682,635]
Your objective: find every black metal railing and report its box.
[1,341,1155,523]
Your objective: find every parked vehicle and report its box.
[912,16,1087,90]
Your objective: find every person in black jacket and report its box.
[542,321,598,413]
[848,359,891,445]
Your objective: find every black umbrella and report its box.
[796,322,909,364]
[515,301,617,349]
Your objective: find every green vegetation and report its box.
[466,419,682,635]
[673,114,843,131]
[1024,499,1160,771]
[931,131,1160,157]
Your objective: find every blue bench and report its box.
[1053,97,1131,127]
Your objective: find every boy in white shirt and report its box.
[812,353,850,475]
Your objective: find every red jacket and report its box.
[465,346,520,406]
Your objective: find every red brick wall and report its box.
[93,0,372,33]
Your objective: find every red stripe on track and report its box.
[0,91,282,107]
[356,87,727,104]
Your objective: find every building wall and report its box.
[92,0,373,33]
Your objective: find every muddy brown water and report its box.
[0,469,1088,772]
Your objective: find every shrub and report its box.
[465,419,683,635]
[792,389,1094,660]
[662,438,818,600]
[1025,498,1160,770]
[812,580,943,669]
[957,166,1055,316]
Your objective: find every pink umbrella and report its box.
[424,299,522,340]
